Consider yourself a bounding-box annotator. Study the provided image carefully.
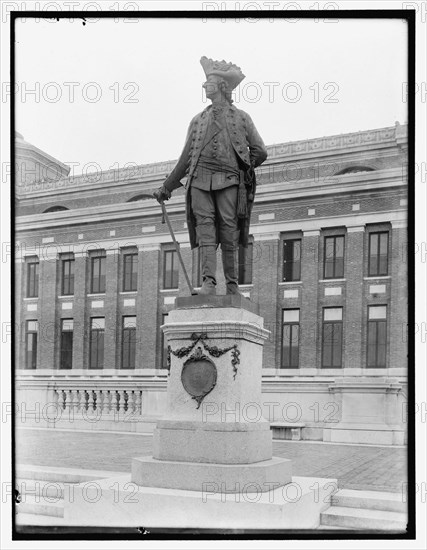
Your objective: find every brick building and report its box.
[14,123,408,445]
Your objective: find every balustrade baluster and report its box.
[118,390,126,414]
[94,390,102,414]
[87,389,95,412]
[71,389,80,413]
[64,389,72,413]
[130,391,137,415]
[111,390,119,414]
[136,391,142,415]
[101,390,111,415]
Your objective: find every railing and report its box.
[54,388,143,416]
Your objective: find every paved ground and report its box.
[15,428,407,494]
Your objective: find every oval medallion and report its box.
[181,356,217,408]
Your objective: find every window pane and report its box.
[282,324,291,368]
[322,324,333,367]
[292,240,301,280]
[164,251,178,289]
[324,308,342,321]
[91,318,105,329]
[162,313,169,368]
[123,316,136,328]
[62,319,74,331]
[283,240,301,282]
[369,306,387,320]
[172,252,179,288]
[239,243,253,285]
[335,257,344,278]
[283,309,299,323]
[69,261,75,294]
[370,233,378,256]
[335,236,344,258]
[91,258,99,293]
[27,262,39,297]
[26,332,37,369]
[367,321,377,367]
[324,259,334,279]
[123,256,131,291]
[332,324,342,367]
[62,260,75,295]
[377,321,387,367]
[123,254,138,291]
[379,232,388,255]
[131,255,138,290]
[290,325,299,367]
[60,331,73,369]
[27,320,38,331]
[99,257,106,292]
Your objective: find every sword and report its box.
[158,199,197,296]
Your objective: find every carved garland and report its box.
[167,332,240,379]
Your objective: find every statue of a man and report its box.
[154,57,268,295]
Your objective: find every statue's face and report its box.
[202,75,223,99]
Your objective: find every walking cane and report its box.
[158,199,197,296]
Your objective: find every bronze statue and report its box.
[154,57,268,295]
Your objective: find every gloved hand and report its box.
[153,185,171,203]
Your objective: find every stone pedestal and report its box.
[323,377,406,445]
[132,296,292,491]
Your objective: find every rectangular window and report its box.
[25,320,38,369]
[324,236,345,279]
[90,254,106,293]
[368,232,389,276]
[61,258,75,296]
[283,239,301,282]
[123,253,138,292]
[161,313,169,369]
[238,243,253,285]
[122,316,136,369]
[26,260,39,298]
[282,309,300,368]
[60,319,73,369]
[367,306,387,367]
[89,318,105,369]
[164,250,178,289]
[322,308,343,368]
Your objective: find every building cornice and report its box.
[15,124,406,199]
[15,167,405,232]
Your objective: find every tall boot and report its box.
[198,245,217,295]
[221,244,241,295]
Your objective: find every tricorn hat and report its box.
[200,56,245,90]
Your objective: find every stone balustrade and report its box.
[54,387,142,416]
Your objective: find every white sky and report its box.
[15,16,408,174]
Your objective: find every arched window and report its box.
[336,166,375,175]
[43,206,69,213]
[127,194,153,202]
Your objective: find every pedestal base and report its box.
[132,456,292,492]
[153,420,272,464]
[64,474,337,530]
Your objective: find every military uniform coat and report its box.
[162,103,268,249]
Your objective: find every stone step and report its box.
[321,506,407,531]
[15,512,68,526]
[16,478,78,500]
[16,494,64,518]
[16,464,120,484]
[332,488,406,513]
